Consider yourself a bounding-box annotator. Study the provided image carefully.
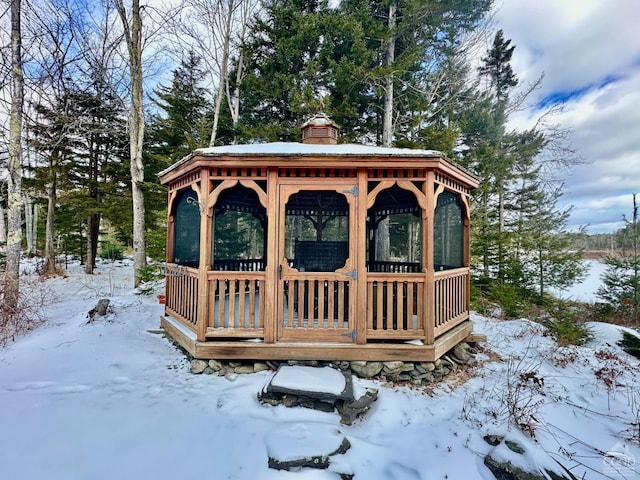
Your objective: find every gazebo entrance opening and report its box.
[278,183,356,343]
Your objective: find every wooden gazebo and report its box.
[159,114,479,362]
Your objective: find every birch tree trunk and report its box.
[0,205,6,244]
[115,0,147,286]
[225,0,255,143]
[4,0,25,310]
[209,0,236,147]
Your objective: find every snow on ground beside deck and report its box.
[1,259,639,479]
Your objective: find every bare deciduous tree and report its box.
[115,0,146,286]
[168,0,258,146]
[4,0,25,310]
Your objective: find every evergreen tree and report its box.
[478,29,517,102]
[148,51,212,162]
[238,0,491,144]
[30,83,129,271]
[28,89,81,273]
[145,53,215,261]
[458,30,585,308]
[597,194,640,324]
[239,0,330,141]
[336,0,492,146]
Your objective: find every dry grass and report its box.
[0,276,56,347]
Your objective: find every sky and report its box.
[491,0,640,233]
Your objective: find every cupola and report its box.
[301,113,340,145]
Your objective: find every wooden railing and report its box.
[212,259,265,271]
[283,278,350,329]
[367,261,421,273]
[366,274,425,339]
[164,264,470,344]
[434,267,469,336]
[206,272,266,337]
[165,264,199,328]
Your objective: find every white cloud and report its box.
[492,0,640,233]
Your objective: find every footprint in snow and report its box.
[7,381,56,391]
[48,385,93,394]
[7,381,93,394]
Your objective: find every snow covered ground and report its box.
[551,259,608,302]
[1,259,639,479]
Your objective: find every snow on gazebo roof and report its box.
[159,141,448,178]
[192,141,442,157]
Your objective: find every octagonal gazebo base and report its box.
[161,312,473,362]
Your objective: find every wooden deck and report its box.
[161,312,474,362]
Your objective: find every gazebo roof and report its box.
[158,141,479,193]
[160,142,444,177]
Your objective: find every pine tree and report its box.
[239,0,329,141]
[29,82,129,272]
[148,52,213,162]
[597,194,640,324]
[28,90,79,274]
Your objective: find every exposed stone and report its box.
[383,361,414,375]
[288,360,319,367]
[419,361,436,372]
[383,361,404,373]
[483,434,504,446]
[185,339,478,393]
[282,395,299,407]
[190,359,208,374]
[259,366,378,424]
[339,388,378,425]
[412,365,427,375]
[208,360,224,371]
[253,362,271,373]
[484,454,573,480]
[349,361,383,378]
[421,373,435,383]
[266,423,351,472]
[505,440,526,454]
[484,439,575,480]
[87,298,111,322]
[441,356,458,373]
[235,365,256,375]
[432,366,450,381]
[452,343,476,365]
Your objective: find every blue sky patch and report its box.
[536,74,621,109]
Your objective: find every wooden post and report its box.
[424,170,436,346]
[165,190,176,318]
[196,168,211,342]
[463,194,472,318]
[264,167,278,344]
[356,169,368,344]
